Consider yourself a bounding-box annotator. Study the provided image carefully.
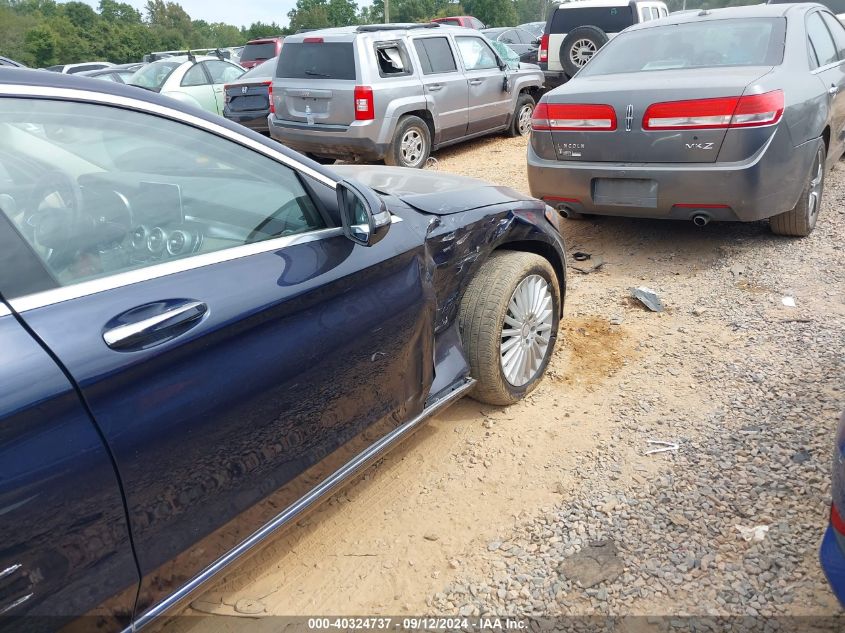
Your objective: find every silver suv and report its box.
[268,23,544,168]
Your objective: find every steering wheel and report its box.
[24,169,86,266]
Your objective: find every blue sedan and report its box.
[0,68,566,629]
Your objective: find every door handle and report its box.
[469,79,483,85]
[830,85,839,96]
[103,301,207,350]
[427,84,443,91]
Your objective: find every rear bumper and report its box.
[820,524,845,608]
[268,116,390,161]
[224,110,270,134]
[527,134,818,222]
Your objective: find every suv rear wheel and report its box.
[385,115,431,169]
[560,26,609,76]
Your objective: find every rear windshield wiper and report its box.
[304,70,331,78]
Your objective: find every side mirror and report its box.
[336,179,391,247]
[533,38,541,46]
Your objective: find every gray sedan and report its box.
[528,3,844,236]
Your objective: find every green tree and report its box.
[98,0,142,24]
[24,23,57,65]
[287,0,358,31]
[463,0,516,26]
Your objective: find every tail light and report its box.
[263,80,274,114]
[224,85,231,104]
[531,102,617,131]
[538,34,549,63]
[643,90,784,131]
[354,85,374,121]
[833,503,845,535]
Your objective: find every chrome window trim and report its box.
[133,377,475,631]
[9,227,343,312]
[0,84,337,188]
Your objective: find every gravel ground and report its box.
[171,136,844,627]
[428,140,845,619]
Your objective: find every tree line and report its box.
[1,0,759,68]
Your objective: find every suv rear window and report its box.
[276,42,356,80]
[550,6,635,33]
[580,17,786,76]
[241,42,277,62]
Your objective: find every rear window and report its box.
[550,6,635,34]
[276,42,356,80]
[579,17,786,76]
[437,18,462,26]
[241,42,278,62]
[241,56,279,79]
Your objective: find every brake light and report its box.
[354,85,374,121]
[539,34,549,63]
[303,37,324,43]
[833,503,845,535]
[643,90,784,130]
[263,80,274,114]
[531,102,616,131]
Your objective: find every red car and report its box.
[239,36,284,69]
[431,15,485,29]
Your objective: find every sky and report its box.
[69,0,307,28]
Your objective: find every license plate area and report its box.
[592,178,658,208]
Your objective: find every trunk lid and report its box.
[225,81,270,112]
[273,40,358,126]
[542,67,774,163]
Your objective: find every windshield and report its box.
[580,17,786,76]
[129,61,181,90]
[241,42,278,62]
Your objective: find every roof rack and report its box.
[144,48,230,63]
[355,23,440,32]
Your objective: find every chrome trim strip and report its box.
[0,304,10,317]
[134,377,475,630]
[10,227,344,312]
[0,84,336,188]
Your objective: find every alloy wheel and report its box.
[569,39,597,67]
[808,146,824,222]
[517,103,533,135]
[500,274,554,387]
[400,128,425,167]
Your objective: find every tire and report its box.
[508,93,536,137]
[304,153,336,165]
[770,142,825,237]
[384,115,431,169]
[560,26,609,77]
[458,251,561,406]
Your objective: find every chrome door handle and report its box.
[103,301,207,350]
[427,84,443,91]
[830,85,839,96]
[469,79,483,85]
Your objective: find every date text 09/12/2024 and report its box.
[307,617,528,630]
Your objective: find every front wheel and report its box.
[385,115,431,169]
[458,252,561,405]
[770,143,825,237]
[508,93,535,137]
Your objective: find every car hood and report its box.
[331,165,537,215]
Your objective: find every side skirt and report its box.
[131,377,476,631]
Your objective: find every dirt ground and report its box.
[165,134,844,629]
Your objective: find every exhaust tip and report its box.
[692,214,710,227]
[556,204,572,218]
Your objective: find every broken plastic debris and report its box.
[631,286,664,312]
[781,296,796,307]
[573,256,604,274]
[645,439,678,455]
[735,525,769,542]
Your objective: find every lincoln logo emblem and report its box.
[625,105,633,132]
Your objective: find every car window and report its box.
[515,28,534,44]
[181,63,208,87]
[413,37,458,74]
[471,18,485,30]
[641,7,652,21]
[820,11,845,59]
[240,41,278,64]
[241,56,278,79]
[205,60,245,84]
[68,64,106,74]
[660,8,667,17]
[276,43,356,80]
[580,17,785,76]
[374,41,413,77]
[551,6,635,33]
[650,7,660,19]
[456,36,499,71]
[499,30,518,44]
[808,11,840,67]
[0,98,327,290]
[131,61,180,90]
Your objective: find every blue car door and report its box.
[0,222,138,629]
[0,93,435,622]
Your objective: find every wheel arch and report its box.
[398,109,436,145]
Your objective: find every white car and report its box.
[45,62,115,74]
[127,55,245,116]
